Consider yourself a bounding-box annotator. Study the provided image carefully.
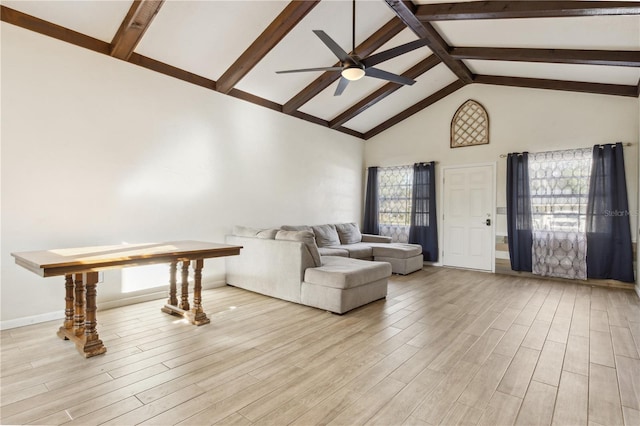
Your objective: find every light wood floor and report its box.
[2,267,640,426]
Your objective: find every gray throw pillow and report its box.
[311,224,341,247]
[335,222,362,244]
[275,230,321,267]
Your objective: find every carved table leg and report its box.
[79,272,106,357]
[179,260,190,311]
[161,259,210,326]
[73,273,85,337]
[161,261,179,315]
[187,259,210,325]
[57,274,75,340]
[57,272,106,357]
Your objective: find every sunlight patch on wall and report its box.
[121,262,175,293]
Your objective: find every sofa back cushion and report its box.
[275,230,321,267]
[233,225,279,239]
[281,225,313,232]
[335,223,362,245]
[311,224,341,247]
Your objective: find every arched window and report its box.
[451,99,489,148]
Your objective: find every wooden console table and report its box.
[11,241,242,358]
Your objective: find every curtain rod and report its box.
[371,161,438,167]
[498,142,634,158]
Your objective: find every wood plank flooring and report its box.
[1,267,639,425]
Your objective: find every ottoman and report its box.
[301,256,391,314]
[371,243,424,275]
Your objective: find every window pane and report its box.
[378,166,413,226]
[529,148,592,232]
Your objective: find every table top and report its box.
[11,240,242,277]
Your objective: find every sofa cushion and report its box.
[233,226,279,239]
[329,243,373,259]
[371,243,422,259]
[335,222,362,245]
[304,256,391,290]
[275,230,321,267]
[311,224,341,247]
[318,247,349,257]
[282,225,313,232]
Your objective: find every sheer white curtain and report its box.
[378,166,413,243]
[529,148,592,279]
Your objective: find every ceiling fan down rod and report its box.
[352,0,356,55]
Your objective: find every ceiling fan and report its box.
[276,0,429,96]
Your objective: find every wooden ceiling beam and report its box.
[364,80,467,140]
[129,53,216,90]
[329,55,441,129]
[1,5,109,55]
[415,1,640,21]
[451,47,640,67]
[383,0,473,83]
[475,75,638,97]
[110,0,164,60]
[282,17,407,114]
[216,0,320,94]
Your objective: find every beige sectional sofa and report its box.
[225,223,423,314]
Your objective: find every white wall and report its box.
[366,83,639,265]
[1,24,364,325]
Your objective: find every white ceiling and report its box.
[2,0,639,138]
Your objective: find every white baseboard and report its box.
[636,284,640,299]
[0,279,227,331]
[0,311,65,331]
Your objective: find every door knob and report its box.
[486,218,491,226]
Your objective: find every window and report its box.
[529,148,592,233]
[378,165,413,242]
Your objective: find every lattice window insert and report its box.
[451,99,489,148]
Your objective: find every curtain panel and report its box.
[506,153,533,272]
[586,143,635,282]
[363,167,379,235]
[529,148,591,280]
[409,162,438,261]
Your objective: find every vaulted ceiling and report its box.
[2,1,639,140]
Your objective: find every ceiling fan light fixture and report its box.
[341,64,365,81]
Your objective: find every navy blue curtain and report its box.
[506,153,533,272]
[363,167,379,235]
[586,143,634,282]
[409,162,438,261]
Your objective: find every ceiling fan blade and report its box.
[334,77,349,96]
[362,38,431,68]
[276,66,343,74]
[365,68,416,86]
[313,30,351,63]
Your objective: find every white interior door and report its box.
[442,164,495,271]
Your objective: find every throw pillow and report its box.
[256,228,279,239]
[311,224,341,247]
[335,222,362,245]
[275,230,321,267]
[233,225,262,237]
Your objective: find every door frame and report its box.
[440,162,497,273]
